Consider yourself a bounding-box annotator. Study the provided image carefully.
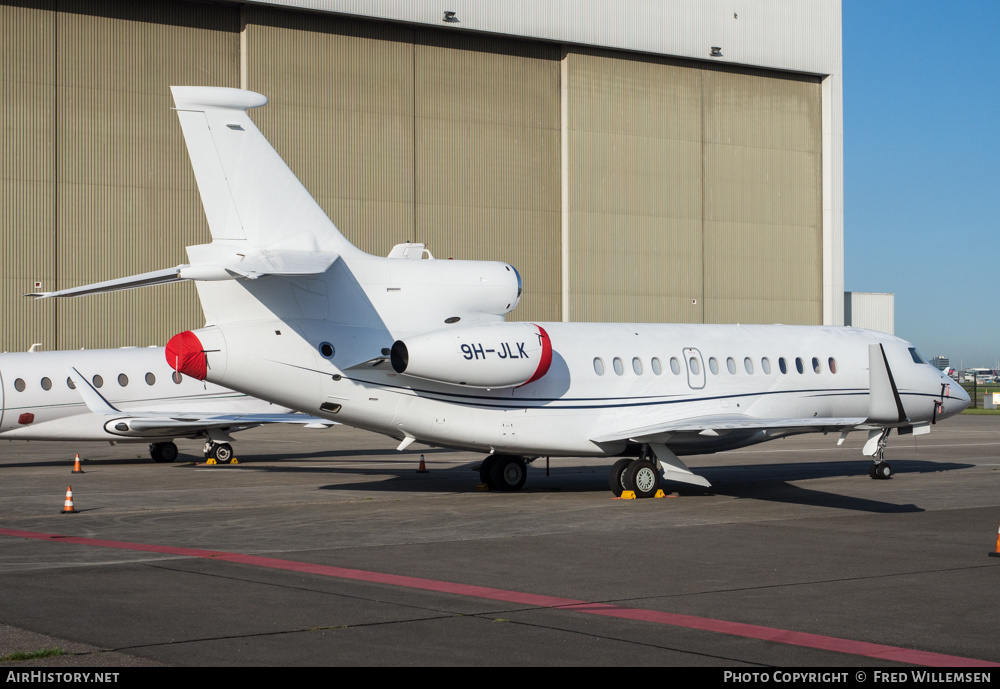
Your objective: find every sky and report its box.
[842,1,1000,368]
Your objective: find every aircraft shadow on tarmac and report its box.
[261,457,970,514]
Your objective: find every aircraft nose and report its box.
[945,379,971,417]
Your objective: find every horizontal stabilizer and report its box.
[28,267,187,299]
[27,250,338,299]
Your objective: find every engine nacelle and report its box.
[391,322,552,388]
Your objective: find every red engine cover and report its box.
[165,330,207,381]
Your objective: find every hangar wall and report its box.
[1,0,829,352]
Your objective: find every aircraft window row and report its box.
[11,371,184,392]
[592,355,839,377]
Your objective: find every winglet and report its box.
[67,367,121,416]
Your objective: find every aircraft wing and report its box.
[67,367,335,436]
[589,414,868,445]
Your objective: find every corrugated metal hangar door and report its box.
[1,0,823,352]
[565,48,822,325]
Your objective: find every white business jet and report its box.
[30,86,970,496]
[0,346,331,462]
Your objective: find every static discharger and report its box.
[60,487,77,514]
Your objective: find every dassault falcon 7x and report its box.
[31,86,970,496]
[0,346,332,462]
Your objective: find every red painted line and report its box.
[3,527,996,667]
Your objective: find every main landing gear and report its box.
[609,457,661,498]
[203,441,235,464]
[149,441,179,463]
[478,455,528,491]
[868,427,892,480]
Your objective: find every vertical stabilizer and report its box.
[170,86,356,255]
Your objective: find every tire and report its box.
[625,459,660,498]
[490,455,527,492]
[874,462,892,480]
[609,458,634,497]
[479,456,498,488]
[151,442,178,463]
[212,443,233,463]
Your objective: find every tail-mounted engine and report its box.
[390,322,552,388]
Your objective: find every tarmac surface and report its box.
[1,414,999,667]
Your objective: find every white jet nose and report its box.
[942,378,970,418]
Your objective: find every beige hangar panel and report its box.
[244,6,415,257]
[1,0,56,352]
[701,69,822,324]
[413,30,561,322]
[52,0,238,350]
[565,49,823,325]
[565,49,704,324]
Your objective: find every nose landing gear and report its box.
[868,428,892,480]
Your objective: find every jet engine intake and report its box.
[390,322,551,388]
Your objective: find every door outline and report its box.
[683,347,706,390]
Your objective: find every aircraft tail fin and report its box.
[170,86,356,255]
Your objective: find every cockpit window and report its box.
[908,347,925,364]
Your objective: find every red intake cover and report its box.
[165,331,207,381]
[522,324,552,386]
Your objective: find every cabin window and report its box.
[92,375,104,388]
[689,357,700,376]
[14,378,25,392]
[632,357,643,375]
[761,358,771,374]
[778,358,787,374]
[744,357,754,374]
[651,357,662,375]
[66,377,76,390]
[812,357,821,374]
[709,357,719,375]
[727,357,737,374]
[613,357,624,376]
[118,374,129,387]
[795,358,804,374]
[670,357,681,375]
[593,358,605,376]
[145,372,156,385]
[172,371,183,384]
[40,377,52,391]
[828,357,838,374]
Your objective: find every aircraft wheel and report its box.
[609,458,634,497]
[625,459,660,498]
[490,456,527,492]
[159,442,179,463]
[151,442,178,463]
[874,462,892,480]
[869,464,878,479]
[479,456,498,489]
[211,443,234,463]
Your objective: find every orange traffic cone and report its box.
[60,486,77,514]
[72,453,84,474]
[990,525,1000,558]
[416,455,428,473]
